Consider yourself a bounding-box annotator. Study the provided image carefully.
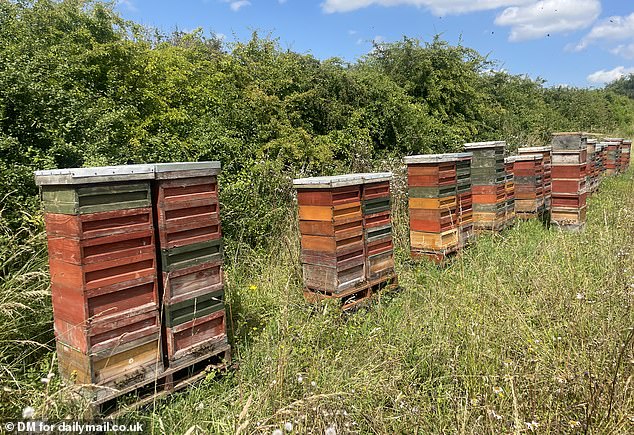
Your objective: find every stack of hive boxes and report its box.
[455,153,475,249]
[504,156,516,228]
[507,154,545,219]
[620,139,631,171]
[596,143,607,178]
[361,173,395,282]
[550,133,588,230]
[154,163,228,370]
[293,173,396,309]
[404,154,460,262]
[36,162,230,403]
[517,146,552,211]
[464,141,508,232]
[604,138,621,175]
[586,139,599,194]
[36,165,163,402]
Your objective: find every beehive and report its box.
[35,165,163,401]
[464,141,508,232]
[517,146,552,211]
[586,139,599,194]
[506,154,545,219]
[404,154,463,262]
[294,173,396,308]
[361,173,395,281]
[621,140,631,170]
[295,174,365,296]
[455,153,474,249]
[603,138,622,175]
[153,162,227,369]
[550,133,588,230]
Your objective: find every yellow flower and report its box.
[249,284,258,291]
[493,386,504,397]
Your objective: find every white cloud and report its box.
[494,0,601,42]
[225,0,251,11]
[587,66,634,84]
[574,13,634,53]
[118,0,137,12]
[611,44,634,60]
[322,0,533,16]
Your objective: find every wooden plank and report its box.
[163,290,224,328]
[47,229,155,265]
[45,208,154,240]
[41,182,152,215]
[160,239,223,272]
[298,203,362,222]
[410,229,459,250]
[163,261,223,305]
[409,196,456,210]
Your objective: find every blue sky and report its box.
[116,1,634,88]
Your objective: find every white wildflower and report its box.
[297,375,303,384]
[22,406,35,419]
[272,429,283,435]
[310,381,317,387]
[284,422,293,432]
[324,426,336,435]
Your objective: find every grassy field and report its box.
[1,170,633,434]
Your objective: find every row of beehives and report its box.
[35,163,229,405]
[34,132,630,406]
[292,133,631,275]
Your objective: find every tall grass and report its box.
[2,171,633,434]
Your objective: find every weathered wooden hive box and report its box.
[503,157,516,227]
[550,133,588,230]
[153,162,228,369]
[621,140,631,170]
[518,146,552,210]
[585,139,599,194]
[361,173,395,281]
[455,153,474,249]
[293,173,397,309]
[295,174,366,295]
[35,165,163,402]
[404,154,464,262]
[506,154,545,219]
[464,141,510,232]
[603,138,622,175]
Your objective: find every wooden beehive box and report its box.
[294,174,366,294]
[153,162,228,369]
[361,173,394,281]
[35,165,164,399]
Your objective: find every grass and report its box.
[1,171,633,434]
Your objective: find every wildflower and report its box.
[196,403,204,411]
[22,406,35,419]
[493,386,504,396]
[470,398,479,406]
[525,420,539,431]
[272,430,283,435]
[576,293,585,300]
[487,409,502,421]
[297,375,303,384]
[324,426,336,435]
[311,381,317,387]
[284,422,293,432]
[41,377,50,384]
[568,420,581,428]
[249,285,258,291]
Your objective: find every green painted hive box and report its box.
[35,165,154,215]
